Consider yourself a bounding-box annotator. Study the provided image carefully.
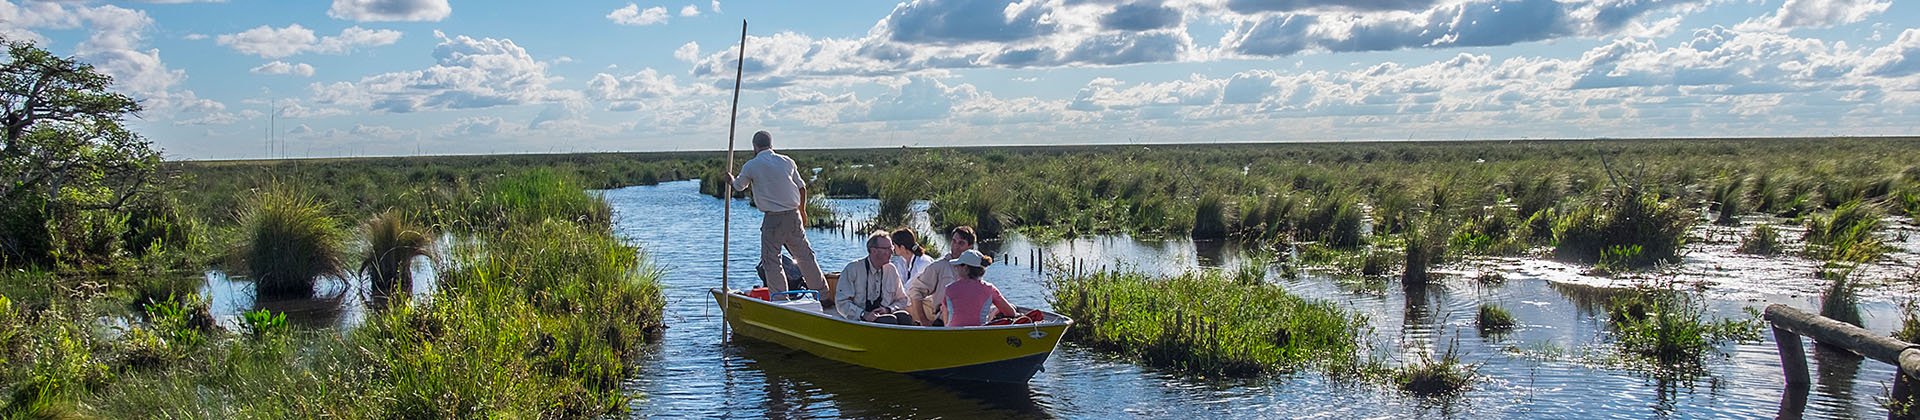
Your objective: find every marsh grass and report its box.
[1389,341,1478,398]
[804,194,840,228]
[358,210,434,293]
[1477,304,1517,334]
[1050,270,1367,377]
[1605,283,1761,369]
[474,169,611,230]
[1804,200,1885,264]
[1818,267,1862,328]
[1403,218,1449,283]
[1191,194,1228,240]
[1736,223,1783,255]
[1711,176,1745,226]
[235,185,345,297]
[1553,189,1694,269]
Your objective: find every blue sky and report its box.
[3,0,1916,159]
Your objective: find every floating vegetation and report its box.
[1050,270,1368,377]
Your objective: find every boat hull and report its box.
[711,288,1070,383]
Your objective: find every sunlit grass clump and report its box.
[356,218,665,417]
[236,185,345,296]
[1736,223,1783,255]
[1803,200,1885,264]
[358,210,434,293]
[1388,344,1478,398]
[475,169,611,229]
[1552,190,1694,269]
[1476,304,1517,334]
[1605,285,1760,369]
[1050,269,1368,377]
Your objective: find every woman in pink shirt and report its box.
[934,250,1017,327]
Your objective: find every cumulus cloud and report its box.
[1101,0,1182,31]
[313,31,579,113]
[1218,0,1706,58]
[608,3,670,26]
[1739,0,1890,31]
[588,68,714,110]
[0,1,220,113]
[680,5,701,17]
[215,24,402,58]
[250,60,316,76]
[328,0,451,22]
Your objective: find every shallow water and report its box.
[605,180,1916,419]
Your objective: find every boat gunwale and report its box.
[711,287,1073,332]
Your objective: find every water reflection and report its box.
[587,180,1914,418]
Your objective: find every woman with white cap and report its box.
[931,249,1018,327]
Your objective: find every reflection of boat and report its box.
[710,288,1071,383]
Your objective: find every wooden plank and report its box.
[1773,325,1810,386]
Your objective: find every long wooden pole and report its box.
[721,20,747,343]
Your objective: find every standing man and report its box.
[727,130,829,304]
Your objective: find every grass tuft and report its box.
[1476,303,1517,334]
[1552,189,1694,269]
[236,185,345,297]
[1605,283,1760,369]
[1803,200,1885,264]
[1736,223,1783,255]
[359,210,434,293]
[1050,270,1367,377]
[1390,342,1477,398]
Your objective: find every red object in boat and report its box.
[747,287,772,301]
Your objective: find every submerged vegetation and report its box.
[1476,304,1517,334]
[1050,269,1367,377]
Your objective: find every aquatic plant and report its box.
[1050,269,1367,377]
[1552,189,1694,269]
[1390,341,1477,398]
[236,185,345,297]
[1711,176,1744,226]
[1803,200,1885,264]
[1300,194,1367,249]
[875,174,916,226]
[1476,304,1517,334]
[1735,224,1783,255]
[1402,218,1449,283]
[1605,284,1760,368]
[239,308,287,340]
[1818,268,1862,328]
[1191,194,1228,240]
[359,210,434,293]
[474,169,611,229]
[804,194,840,228]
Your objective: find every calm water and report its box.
[192,179,1917,418]
[605,180,1916,419]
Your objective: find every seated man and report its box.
[932,249,1017,328]
[835,231,912,325]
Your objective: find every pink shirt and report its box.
[936,278,1009,327]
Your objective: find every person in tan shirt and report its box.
[906,226,975,326]
[726,131,828,304]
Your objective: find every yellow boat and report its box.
[709,287,1072,383]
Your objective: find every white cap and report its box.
[950,249,986,268]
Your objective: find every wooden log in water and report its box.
[1773,325,1810,386]
[1765,304,1920,382]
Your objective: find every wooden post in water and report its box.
[720,20,747,343]
[1764,304,1920,389]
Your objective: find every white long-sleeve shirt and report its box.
[835,258,907,320]
[891,254,933,289]
[731,149,806,212]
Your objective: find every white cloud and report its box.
[1739,0,1890,31]
[250,60,316,77]
[313,31,580,113]
[588,67,715,110]
[215,24,402,58]
[608,4,670,26]
[711,0,722,13]
[0,1,219,113]
[328,0,450,22]
[674,41,700,63]
[182,33,207,40]
[680,5,700,17]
